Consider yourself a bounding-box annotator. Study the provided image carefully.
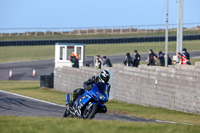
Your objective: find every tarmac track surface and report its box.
[0,51,200,81]
[0,90,156,122]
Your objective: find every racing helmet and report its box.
[99,70,110,83]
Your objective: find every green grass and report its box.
[0,45,55,62]
[1,81,200,125]
[0,40,200,63]
[0,30,200,41]
[1,115,200,133]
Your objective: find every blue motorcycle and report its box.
[63,82,109,119]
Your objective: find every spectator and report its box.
[164,54,172,65]
[71,56,79,68]
[71,50,79,59]
[103,56,112,67]
[95,55,102,69]
[132,50,141,67]
[123,52,133,66]
[146,49,155,66]
[158,51,165,66]
[173,52,187,65]
[182,48,191,65]
[153,54,161,66]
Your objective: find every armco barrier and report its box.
[54,62,200,114]
[1,34,200,46]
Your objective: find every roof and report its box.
[55,43,85,46]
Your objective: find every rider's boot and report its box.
[68,98,76,108]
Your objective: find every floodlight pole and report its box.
[165,0,169,67]
[176,0,183,56]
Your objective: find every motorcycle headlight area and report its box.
[96,92,106,100]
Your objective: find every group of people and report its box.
[146,49,172,66]
[123,48,191,67]
[95,55,112,69]
[123,50,141,67]
[174,48,191,65]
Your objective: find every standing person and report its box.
[71,56,79,68]
[146,49,155,66]
[103,56,112,67]
[158,51,165,66]
[95,55,102,69]
[182,48,191,65]
[123,52,133,66]
[153,54,161,66]
[132,50,141,67]
[71,50,79,59]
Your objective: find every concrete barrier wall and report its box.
[54,67,110,93]
[54,62,200,114]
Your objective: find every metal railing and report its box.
[0,23,200,37]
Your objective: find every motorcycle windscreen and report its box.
[94,82,108,93]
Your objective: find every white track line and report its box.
[0,90,65,107]
[0,90,194,125]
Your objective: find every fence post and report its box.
[44,29,46,36]
[69,28,71,35]
[95,27,97,34]
[35,29,37,36]
[61,28,63,35]
[137,25,139,33]
[18,29,20,36]
[111,26,114,34]
[52,28,54,35]
[26,29,29,36]
[87,27,89,35]
[196,23,198,30]
[146,25,148,32]
[104,27,106,34]
[9,29,11,36]
[78,28,80,35]
[154,25,156,32]
[120,26,122,34]
[129,26,131,33]
[1,29,2,37]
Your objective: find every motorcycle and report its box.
[63,82,108,119]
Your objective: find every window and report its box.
[76,47,82,60]
[66,46,74,60]
[60,46,65,60]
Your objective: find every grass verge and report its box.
[0,40,200,63]
[1,115,200,133]
[0,81,200,125]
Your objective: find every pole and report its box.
[165,0,168,67]
[176,0,183,56]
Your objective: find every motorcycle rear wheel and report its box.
[82,104,98,119]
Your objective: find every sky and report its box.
[0,0,199,28]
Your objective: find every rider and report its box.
[69,70,111,108]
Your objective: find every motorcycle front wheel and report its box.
[63,109,70,118]
[82,103,98,119]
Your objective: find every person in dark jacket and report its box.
[68,70,111,111]
[158,51,165,66]
[182,48,191,65]
[164,54,172,65]
[146,49,155,66]
[132,50,141,67]
[103,56,112,67]
[123,52,133,66]
[71,56,79,68]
